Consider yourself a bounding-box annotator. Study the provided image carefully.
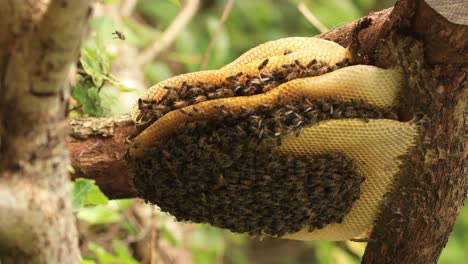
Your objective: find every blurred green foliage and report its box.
[72,178,109,211]
[71,0,466,263]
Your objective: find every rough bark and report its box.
[361,0,468,263]
[62,0,466,262]
[0,1,91,263]
[67,116,137,199]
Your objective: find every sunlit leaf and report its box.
[77,205,122,225]
[112,240,139,264]
[80,47,108,87]
[72,178,94,211]
[113,199,135,210]
[83,184,109,206]
[80,259,96,264]
[72,178,109,212]
[88,242,119,263]
[72,76,105,116]
[67,164,76,174]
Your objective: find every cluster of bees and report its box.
[132,57,349,137]
[130,87,397,235]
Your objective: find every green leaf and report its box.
[72,76,105,116]
[77,205,122,225]
[72,178,95,211]
[83,184,109,206]
[112,240,139,264]
[88,242,119,263]
[72,178,109,211]
[80,48,107,87]
[76,200,132,225]
[80,259,96,264]
[88,241,139,264]
[112,199,135,210]
[67,164,76,174]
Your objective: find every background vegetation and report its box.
[70,0,467,263]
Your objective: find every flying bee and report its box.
[112,30,125,40]
[258,58,269,70]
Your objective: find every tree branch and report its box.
[199,0,234,70]
[67,116,138,199]
[136,0,199,66]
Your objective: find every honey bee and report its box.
[173,100,188,108]
[112,30,125,40]
[306,59,317,68]
[258,58,269,70]
[190,95,207,104]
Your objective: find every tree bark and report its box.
[0,1,91,263]
[45,0,467,262]
[361,0,468,263]
[67,116,137,199]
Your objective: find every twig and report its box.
[121,0,139,17]
[199,0,234,70]
[350,237,376,243]
[297,2,328,33]
[136,0,199,66]
[150,207,157,264]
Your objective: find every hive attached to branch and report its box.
[127,37,417,241]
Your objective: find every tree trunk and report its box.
[361,0,467,263]
[0,1,91,263]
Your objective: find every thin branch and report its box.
[120,0,138,17]
[150,207,157,264]
[199,0,234,70]
[297,2,328,33]
[136,0,199,66]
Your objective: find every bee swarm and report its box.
[132,58,350,136]
[129,81,398,236]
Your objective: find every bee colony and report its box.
[126,37,417,240]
